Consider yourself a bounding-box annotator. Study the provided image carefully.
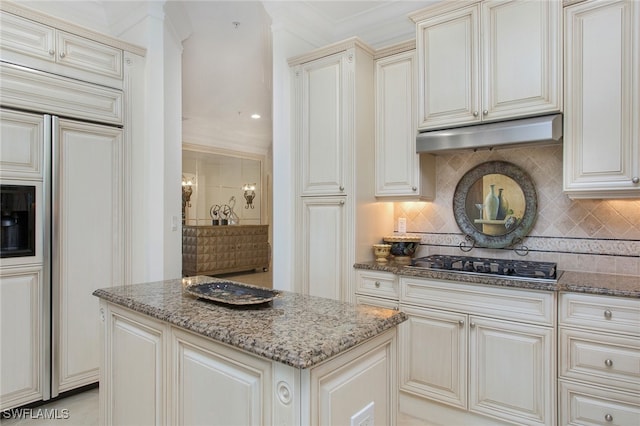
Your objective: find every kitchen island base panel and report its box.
[399,392,514,426]
[99,300,398,426]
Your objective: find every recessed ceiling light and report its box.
[251,114,261,119]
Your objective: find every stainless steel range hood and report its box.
[416,114,562,154]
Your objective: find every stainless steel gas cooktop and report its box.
[410,254,560,283]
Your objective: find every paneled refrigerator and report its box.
[0,106,123,410]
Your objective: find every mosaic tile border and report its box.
[413,232,640,258]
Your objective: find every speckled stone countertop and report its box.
[354,261,640,298]
[93,276,407,369]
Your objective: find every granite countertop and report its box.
[354,261,640,298]
[93,276,407,369]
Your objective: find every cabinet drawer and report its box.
[559,292,640,336]
[560,327,640,393]
[356,270,399,300]
[400,276,555,325]
[559,380,640,426]
[355,294,399,311]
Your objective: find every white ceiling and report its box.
[16,0,437,154]
[180,1,436,154]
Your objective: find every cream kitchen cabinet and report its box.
[292,50,349,197]
[0,9,123,89]
[563,0,640,198]
[298,196,347,301]
[0,109,44,181]
[558,292,640,425]
[100,303,167,425]
[355,269,399,303]
[374,43,435,200]
[53,118,124,394]
[290,38,390,302]
[410,0,562,131]
[99,299,399,426]
[0,266,46,410]
[399,276,556,426]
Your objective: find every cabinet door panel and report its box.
[299,197,345,301]
[106,308,165,426]
[375,51,419,197]
[0,266,45,410]
[0,12,54,62]
[172,329,271,426]
[399,305,467,409]
[482,0,561,119]
[57,31,123,80]
[416,4,480,129]
[0,109,44,180]
[53,118,123,394]
[299,53,345,195]
[470,316,554,426]
[563,0,639,197]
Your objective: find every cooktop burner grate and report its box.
[411,254,559,282]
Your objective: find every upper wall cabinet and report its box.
[0,11,123,89]
[293,51,349,196]
[410,0,562,131]
[374,44,435,200]
[563,0,639,199]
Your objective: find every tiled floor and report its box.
[1,388,427,425]
[0,388,98,425]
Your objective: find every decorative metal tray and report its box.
[184,281,278,305]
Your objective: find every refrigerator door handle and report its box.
[50,115,60,399]
[43,114,52,401]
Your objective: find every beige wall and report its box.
[394,145,640,276]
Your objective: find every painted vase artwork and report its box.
[484,184,499,220]
[496,188,509,220]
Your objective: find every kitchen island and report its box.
[93,276,406,426]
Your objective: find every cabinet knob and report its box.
[374,281,381,288]
[458,320,464,327]
[339,199,345,205]
[412,186,417,191]
[48,49,55,56]
[339,185,345,192]
[604,359,613,367]
[59,52,66,59]
[473,111,479,117]
[604,414,613,422]
[483,110,488,116]
[604,309,612,319]
[470,322,476,328]
[632,177,639,184]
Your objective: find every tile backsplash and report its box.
[394,145,640,276]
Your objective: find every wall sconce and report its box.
[242,183,256,209]
[182,175,195,223]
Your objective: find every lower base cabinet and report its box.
[0,265,46,411]
[398,277,556,426]
[558,292,640,426]
[99,301,398,425]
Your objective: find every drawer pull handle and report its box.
[604,309,612,319]
[605,414,613,422]
[604,359,613,367]
[374,281,381,288]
